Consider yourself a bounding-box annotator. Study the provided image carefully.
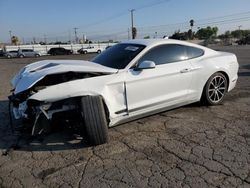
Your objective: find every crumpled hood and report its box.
[12,60,118,94]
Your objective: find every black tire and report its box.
[19,54,24,58]
[83,51,87,54]
[97,50,101,54]
[7,55,11,59]
[35,54,40,57]
[201,72,228,105]
[80,96,108,145]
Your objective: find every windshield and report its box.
[92,43,145,69]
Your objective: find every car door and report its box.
[26,49,33,57]
[88,46,94,53]
[59,48,64,55]
[125,44,194,113]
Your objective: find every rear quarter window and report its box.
[186,46,204,59]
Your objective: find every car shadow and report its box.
[0,100,90,154]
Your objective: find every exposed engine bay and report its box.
[9,70,111,135]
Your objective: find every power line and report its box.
[18,10,250,43]
[136,11,250,30]
[135,0,171,11]
[75,0,172,32]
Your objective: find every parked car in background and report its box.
[10,39,239,146]
[236,35,250,45]
[48,47,73,55]
[17,49,41,58]
[77,46,102,54]
[0,49,5,57]
[4,50,18,58]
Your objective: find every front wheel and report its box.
[80,96,109,145]
[201,72,228,105]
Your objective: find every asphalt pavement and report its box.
[0,46,249,188]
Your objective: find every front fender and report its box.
[29,74,126,119]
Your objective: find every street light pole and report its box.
[73,27,79,44]
[9,30,12,43]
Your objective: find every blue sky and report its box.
[1,0,250,43]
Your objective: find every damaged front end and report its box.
[9,59,118,135]
[9,77,84,135]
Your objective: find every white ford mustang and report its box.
[9,39,239,145]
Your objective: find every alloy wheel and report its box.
[208,75,226,103]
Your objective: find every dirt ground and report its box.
[0,46,250,188]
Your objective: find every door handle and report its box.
[180,68,190,73]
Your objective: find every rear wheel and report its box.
[201,72,228,105]
[7,55,11,58]
[35,54,40,57]
[97,50,101,54]
[19,54,24,58]
[80,96,108,145]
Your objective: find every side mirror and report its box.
[135,60,156,71]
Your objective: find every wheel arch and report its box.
[200,70,230,101]
[217,71,229,91]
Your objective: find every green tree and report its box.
[231,29,250,39]
[170,31,188,40]
[187,29,194,40]
[189,19,194,30]
[143,35,150,39]
[212,27,218,37]
[11,36,19,45]
[224,31,231,38]
[195,26,218,39]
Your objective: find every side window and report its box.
[186,46,204,59]
[138,44,187,66]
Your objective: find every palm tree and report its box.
[189,19,194,39]
[189,19,194,30]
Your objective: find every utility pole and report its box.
[127,28,130,40]
[130,9,135,39]
[73,27,79,44]
[43,34,47,44]
[9,30,12,43]
[238,25,242,39]
[68,29,72,44]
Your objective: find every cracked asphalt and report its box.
[0,46,250,188]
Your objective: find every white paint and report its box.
[11,39,239,127]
